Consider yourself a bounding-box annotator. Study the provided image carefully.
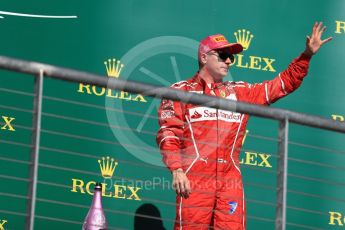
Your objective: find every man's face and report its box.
[203,49,234,80]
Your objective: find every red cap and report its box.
[198,34,243,59]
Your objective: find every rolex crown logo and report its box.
[98,156,118,179]
[104,58,124,78]
[234,29,254,51]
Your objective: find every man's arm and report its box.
[156,91,191,198]
[156,98,184,171]
[240,22,332,105]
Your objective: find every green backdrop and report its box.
[0,0,345,229]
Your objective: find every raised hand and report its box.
[304,22,333,56]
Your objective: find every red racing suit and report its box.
[156,53,311,230]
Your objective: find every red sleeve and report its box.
[156,85,185,171]
[240,53,311,105]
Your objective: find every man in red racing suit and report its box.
[156,22,332,230]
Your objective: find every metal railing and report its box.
[1,55,345,230]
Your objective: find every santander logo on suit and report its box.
[189,107,241,123]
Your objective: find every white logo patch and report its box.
[161,110,175,119]
[189,107,241,123]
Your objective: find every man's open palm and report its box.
[305,22,333,56]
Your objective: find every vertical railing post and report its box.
[26,70,44,230]
[276,117,289,230]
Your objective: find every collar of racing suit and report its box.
[192,73,230,97]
